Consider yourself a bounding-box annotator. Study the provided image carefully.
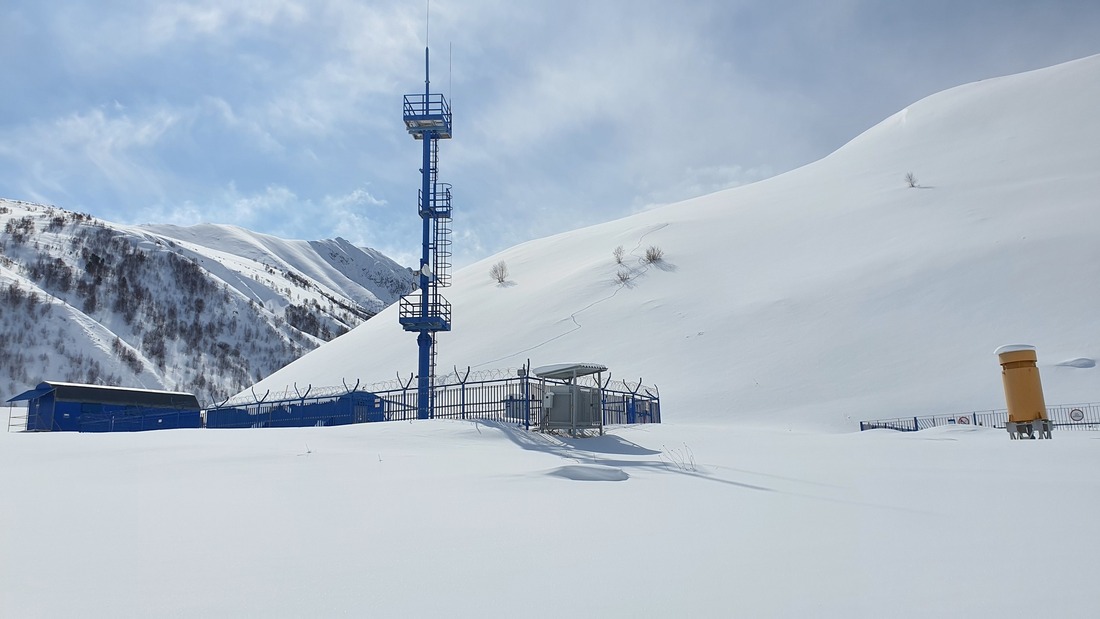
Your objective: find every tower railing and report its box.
[398,294,451,331]
[403,93,452,138]
[417,184,452,217]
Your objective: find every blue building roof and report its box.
[7,385,54,403]
[6,381,200,409]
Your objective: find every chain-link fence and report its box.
[859,402,1100,432]
[207,370,660,431]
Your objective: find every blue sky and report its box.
[2,1,1099,267]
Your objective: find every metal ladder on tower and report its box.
[427,139,452,386]
[429,140,452,287]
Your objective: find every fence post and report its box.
[654,386,660,423]
[451,366,471,420]
[597,372,612,428]
[523,359,531,430]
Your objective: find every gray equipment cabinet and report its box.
[533,363,607,436]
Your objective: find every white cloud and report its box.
[325,188,387,211]
[201,97,285,155]
[4,0,1100,269]
[143,0,309,40]
[251,3,424,140]
[225,184,298,223]
[71,0,310,60]
[0,105,180,204]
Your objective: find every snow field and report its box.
[2,421,1097,618]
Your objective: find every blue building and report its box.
[6,381,202,432]
[204,392,386,429]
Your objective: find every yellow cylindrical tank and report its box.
[995,344,1048,423]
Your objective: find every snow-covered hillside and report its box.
[0,203,414,402]
[252,54,1100,430]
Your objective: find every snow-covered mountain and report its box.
[251,54,1100,430]
[0,202,415,402]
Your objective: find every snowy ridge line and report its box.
[471,223,670,369]
[0,197,63,211]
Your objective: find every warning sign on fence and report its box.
[1069,409,1085,422]
[957,416,970,425]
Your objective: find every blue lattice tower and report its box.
[399,47,453,420]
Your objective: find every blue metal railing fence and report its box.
[7,371,660,433]
[206,373,660,431]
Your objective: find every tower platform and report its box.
[418,183,452,218]
[403,93,452,139]
[398,294,452,332]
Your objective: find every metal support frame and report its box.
[401,46,453,420]
[533,363,607,436]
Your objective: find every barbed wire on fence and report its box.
[436,367,521,383]
[214,367,658,410]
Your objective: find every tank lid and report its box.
[995,344,1035,355]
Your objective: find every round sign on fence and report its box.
[1069,409,1085,422]
[957,416,970,425]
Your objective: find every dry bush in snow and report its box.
[643,245,664,264]
[489,260,509,283]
